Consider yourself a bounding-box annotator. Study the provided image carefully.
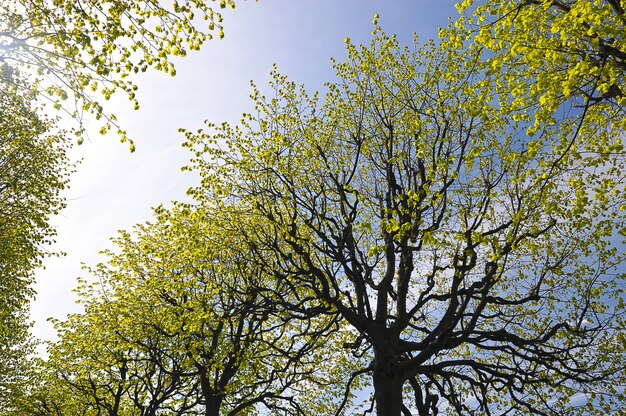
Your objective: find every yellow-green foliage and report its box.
[25,206,365,415]
[0,0,237,148]
[0,64,69,413]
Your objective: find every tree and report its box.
[0,0,241,409]
[0,0,239,147]
[0,63,69,412]
[24,205,363,416]
[184,25,626,415]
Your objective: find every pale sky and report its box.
[31,1,460,343]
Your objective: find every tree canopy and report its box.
[16,205,364,415]
[453,0,626,132]
[0,0,237,147]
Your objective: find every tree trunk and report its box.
[373,348,405,416]
[205,396,223,416]
[198,364,224,416]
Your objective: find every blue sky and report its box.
[31,1,460,342]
